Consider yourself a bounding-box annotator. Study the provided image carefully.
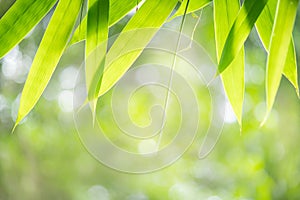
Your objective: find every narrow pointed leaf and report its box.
[86,0,109,112]
[95,0,178,97]
[69,0,142,45]
[218,0,269,73]
[169,0,211,20]
[15,0,83,126]
[282,38,299,97]
[256,0,299,96]
[265,0,299,118]
[214,0,244,125]
[0,0,57,59]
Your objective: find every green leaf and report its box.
[214,0,244,126]
[0,0,15,18]
[69,0,142,46]
[282,38,299,97]
[256,0,299,97]
[14,0,83,127]
[95,0,178,98]
[218,0,269,73]
[169,0,211,20]
[0,0,57,59]
[264,0,299,120]
[86,0,109,112]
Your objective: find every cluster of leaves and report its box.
[0,0,298,130]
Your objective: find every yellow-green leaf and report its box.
[169,0,211,20]
[69,0,142,46]
[265,0,299,119]
[218,0,269,73]
[86,0,109,112]
[0,0,57,59]
[95,0,178,98]
[15,0,83,127]
[214,0,244,126]
[256,0,299,97]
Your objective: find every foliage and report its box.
[0,0,298,129]
[1,0,300,199]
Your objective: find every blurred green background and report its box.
[0,4,300,200]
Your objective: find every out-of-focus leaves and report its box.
[95,0,178,98]
[0,0,57,59]
[86,0,109,113]
[69,0,142,45]
[169,0,211,20]
[264,0,299,121]
[15,0,83,127]
[218,0,268,73]
[214,0,244,126]
[256,0,299,97]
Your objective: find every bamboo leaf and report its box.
[256,0,299,97]
[14,0,83,127]
[214,0,244,126]
[86,0,109,113]
[169,0,211,20]
[282,38,299,97]
[69,0,142,45]
[0,0,15,18]
[264,0,299,120]
[218,0,269,73]
[94,0,178,98]
[0,0,57,59]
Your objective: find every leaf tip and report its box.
[218,56,231,75]
[260,111,270,128]
[12,111,24,133]
[11,121,19,134]
[237,117,242,130]
[239,124,243,135]
[213,71,220,79]
[89,99,98,127]
[92,109,96,127]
